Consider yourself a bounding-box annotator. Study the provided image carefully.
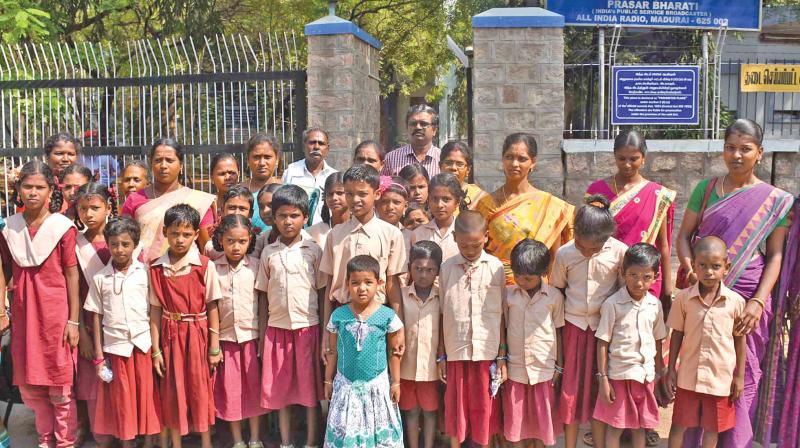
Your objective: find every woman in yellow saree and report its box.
[121,138,215,263]
[476,133,574,284]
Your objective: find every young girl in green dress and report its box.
[324,255,404,448]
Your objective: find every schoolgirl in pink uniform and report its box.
[503,239,565,446]
[72,183,116,445]
[550,195,627,448]
[257,185,325,448]
[211,213,265,448]
[594,243,667,448]
[0,160,80,448]
[86,217,162,447]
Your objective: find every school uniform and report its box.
[439,251,505,445]
[212,255,266,421]
[410,218,459,262]
[74,235,110,443]
[667,283,745,433]
[149,248,222,435]
[592,287,667,430]
[320,214,407,304]
[503,283,565,444]
[0,213,79,448]
[399,285,440,412]
[550,237,627,425]
[256,234,325,409]
[306,221,331,249]
[84,260,161,440]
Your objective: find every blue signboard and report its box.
[611,66,699,125]
[546,0,761,31]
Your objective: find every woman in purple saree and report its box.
[777,202,800,448]
[676,119,794,448]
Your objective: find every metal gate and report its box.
[0,33,306,216]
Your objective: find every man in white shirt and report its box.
[281,127,338,225]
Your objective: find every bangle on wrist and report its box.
[495,355,508,362]
[750,297,766,310]
[499,343,508,351]
[67,320,80,327]
[554,364,564,374]
[209,327,219,335]
[390,383,401,389]
[92,357,105,366]
[436,354,447,363]
[324,380,333,385]
[208,347,221,356]
[595,372,608,378]
[151,350,162,359]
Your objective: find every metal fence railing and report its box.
[721,58,800,139]
[565,58,800,141]
[0,33,306,216]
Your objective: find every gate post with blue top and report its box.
[305,12,382,170]
[471,7,566,195]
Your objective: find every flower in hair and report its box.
[378,175,393,195]
[589,200,606,209]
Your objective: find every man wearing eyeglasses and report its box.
[282,127,338,225]
[382,104,441,177]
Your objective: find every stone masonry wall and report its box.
[563,151,790,232]
[472,27,565,195]
[307,34,380,171]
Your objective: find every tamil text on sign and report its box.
[741,64,800,93]
[546,0,761,31]
[611,65,700,126]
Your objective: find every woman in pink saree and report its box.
[676,119,793,448]
[121,138,215,263]
[584,130,675,447]
[586,130,676,303]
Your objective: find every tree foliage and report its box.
[0,0,51,42]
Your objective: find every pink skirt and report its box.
[559,322,597,425]
[213,340,265,421]
[503,380,561,444]
[593,379,659,429]
[444,360,502,445]
[75,357,97,401]
[260,325,323,409]
[94,348,162,440]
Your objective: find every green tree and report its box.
[0,0,52,42]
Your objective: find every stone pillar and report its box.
[305,15,381,170]
[471,8,565,195]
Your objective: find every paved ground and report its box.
[3,400,673,447]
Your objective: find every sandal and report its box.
[231,442,247,448]
[646,429,661,447]
[249,443,264,448]
[583,431,594,446]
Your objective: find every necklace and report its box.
[612,174,642,196]
[112,266,127,295]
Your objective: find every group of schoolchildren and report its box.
[3,144,747,448]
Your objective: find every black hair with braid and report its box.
[72,182,118,231]
[212,214,256,254]
[14,160,63,213]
